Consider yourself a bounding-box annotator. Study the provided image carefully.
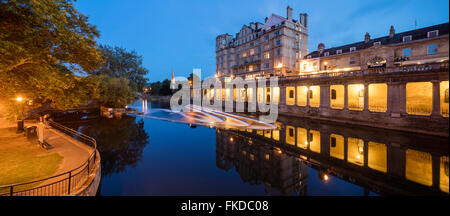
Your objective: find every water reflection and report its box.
[216,115,449,195]
[66,116,150,177]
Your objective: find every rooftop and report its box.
[306,22,449,59]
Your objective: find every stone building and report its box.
[276,23,449,134]
[211,19,449,135]
[216,6,308,79]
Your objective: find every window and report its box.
[250,42,254,47]
[428,44,438,54]
[350,47,356,52]
[274,31,280,37]
[403,48,411,57]
[373,41,381,46]
[307,55,312,59]
[264,52,270,59]
[427,30,439,38]
[276,48,281,56]
[264,35,269,40]
[336,49,342,54]
[276,39,281,46]
[249,49,254,55]
[350,57,356,64]
[331,89,337,100]
[403,35,412,42]
[264,63,270,68]
[324,52,329,57]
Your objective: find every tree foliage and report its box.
[97,75,136,108]
[93,45,149,93]
[0,0,102,116]
[148,79,173,96]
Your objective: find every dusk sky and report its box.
[75,0,449,82]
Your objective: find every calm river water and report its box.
[63,100,449,196]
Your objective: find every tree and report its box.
[97,75,136,108]
[0,0,102,117]
[93,45,149,93]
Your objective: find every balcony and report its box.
[285,62,449,80]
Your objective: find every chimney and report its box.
[364,32,370,43]
[265,17,268,23]
[389,25,395,38]
[318,43,325,53]
[287,6,293,21]
[300,13,308,27]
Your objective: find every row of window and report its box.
[285,81,449,117]
[306,30,440,59]
[402,44,439,57]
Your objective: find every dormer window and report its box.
[307,55,312,59]
[427,30,439,38]
[373,41,381,46]
[350,47,356,52]
[324,52,329,57]
[403,35,412,42]
[336,49,342,54]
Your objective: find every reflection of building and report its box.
[216,6,308,79]
[216,129,308,195]
[217,115,449,195]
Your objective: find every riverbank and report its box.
[0,118,101,196]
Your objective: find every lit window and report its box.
[427,30,439,38]
[403,35,412,42]
[264,52,270,59]
[336,49,342,54]
[350,47,356,52]
[428,44,438,54]
[403,48,411,57]
[349,57,356,64]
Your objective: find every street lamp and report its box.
[16,96,25,133]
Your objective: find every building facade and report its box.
[213,11,449,135]
[216,6,308,79]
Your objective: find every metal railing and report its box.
[0,119,98,196]
[284,62,449,80]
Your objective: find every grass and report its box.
[0,127,63,194]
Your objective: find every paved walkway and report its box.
[1,118,94,195]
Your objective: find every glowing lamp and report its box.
[16,97,23,102]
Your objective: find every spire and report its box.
[171,69,175,84]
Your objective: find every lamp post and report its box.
[16,97,25,133]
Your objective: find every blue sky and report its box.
[75,0,449,82]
